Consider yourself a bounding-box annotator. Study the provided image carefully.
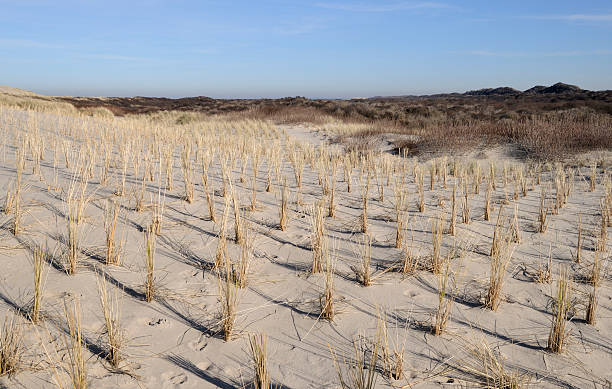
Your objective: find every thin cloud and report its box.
[85,54,153,62]
[275,21,328,35]
[314,1,451,12]
[528,14,612,22]
[463,49,612,58]
[0,38,64,49]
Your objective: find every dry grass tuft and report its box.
[378,310,405,380]
[538,187,549,233]
[457,337,531,388]
[144,225,156,302]
[360,170,370,233]
[355,233,372,286]
[63,298,87,389]
[97,274,124,368]
[0,313,24,377]
[320,238,335,321]
[431,215,444,274]
[574,214,582,263]
[248,333,271,389]
[310,200,325,274]
[586,285,598,325]
[218,257,240,341]
[104,199,121,265]
[30,244,45,323]
[330,334,379,389]
[279,177,289,231]
[485,235,514,311]
[547,267,572,353]
[433,253,454,336]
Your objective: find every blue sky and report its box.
[1,0,611,98]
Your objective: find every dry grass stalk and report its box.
[375,163,384,202]
[152,185,165,236]
[484,182,492,221]
[489,162,496,190]
[215,195,231,269]
[181,146,194,203]
[429,161,435,190]
[320,238,334,321]
[378,310,404,380]
[97,275,123,368]
[431,215,444,274]
[202,174,217,223]
[441,156,448,188]
[433,257,453,336]
[328,161,337,217]
[310,200,325,273]
[232,189,243,244]
[586,285,597,325]
[485,235,514,311]
[597,201,607,252]
[490,205,505,258]
[394,181,406,248]
[265,156,273,193]
[589,163,596,192]
[66,191,80,275]
[218,256,239,341]
[460,338,530,389]
[104,199,121,266]
[538,187,549,233]
[510,203,521,244]
[402,227,419,274]
[279,177,288,231]
[0,313,24,377]
[63,298,87,389]
[11,143,25,236]
[3,190,13,215]
[236,221,252,288]
[251,146,261,211]
[360,170,370,233]
[356,233,372,286]
[591,251,601,288]
[330,334,379,389]
[536,244,553,284]
[240,154,249,183]
[144,225,156,302]
[116,144,130,197]
[448,182,457,236]
[248,333,270,389]
[461,179,470,224]
[290,149,304,189]
[344,155,352,193]
[135,167,147,213]
[417,167,425,213]
[575,214,582,263]
[547,267,572,353]
[165,148,174,191]
[30,244,45,323]
[474,162,482,195]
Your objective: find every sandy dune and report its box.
[0,107,610,389]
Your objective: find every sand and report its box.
[0,107,610,388]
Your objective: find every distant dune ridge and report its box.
[466,82,585,96]
[372,82,609,99]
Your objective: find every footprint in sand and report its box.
[187,333,208,351]
[403,290,419,298]
[161,372,188,388]
[148,317,170,328]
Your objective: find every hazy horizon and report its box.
[1,0,611,99]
